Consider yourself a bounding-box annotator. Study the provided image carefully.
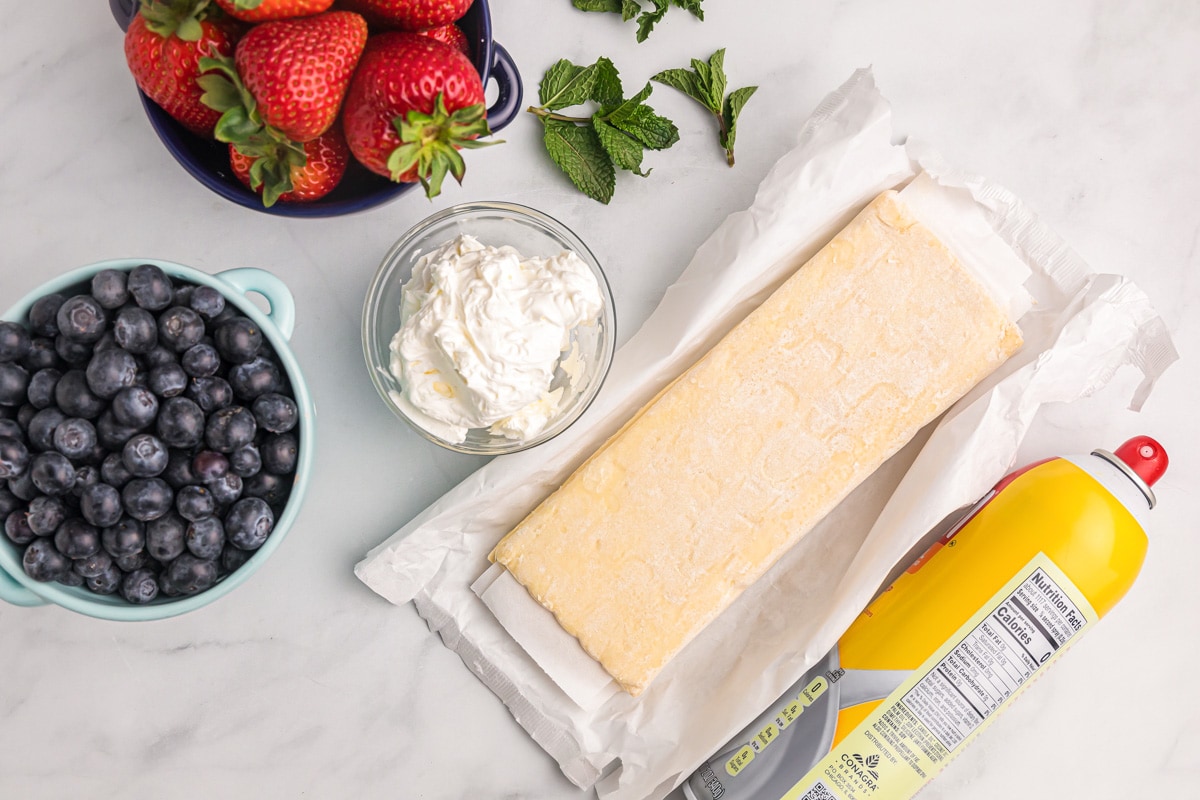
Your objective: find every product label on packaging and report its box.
[782,553,1098,800]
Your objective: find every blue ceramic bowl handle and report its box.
[0,568,47,608]
[486,43,523,133]
[110,0,136,31]
[215,268,297,341]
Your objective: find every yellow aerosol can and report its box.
[685,436,1168,800]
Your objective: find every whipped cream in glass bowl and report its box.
[362,203,616,454]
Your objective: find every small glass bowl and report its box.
[362,202,616,455]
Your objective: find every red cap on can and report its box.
[1113,436,1168,487]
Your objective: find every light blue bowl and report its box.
[0,259,314,620]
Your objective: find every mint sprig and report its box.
[528,58,679,204]
[652,49,756,166]
[570,0,704,42]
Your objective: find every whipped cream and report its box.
[389,234,603,444]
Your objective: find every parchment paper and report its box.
[355,69,1177,800]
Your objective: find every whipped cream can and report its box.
[684,436,1168,800]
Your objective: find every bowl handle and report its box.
[0,568,47,608]
[486,43,524,133]
[109,0,137,31]
[215,268,296,341]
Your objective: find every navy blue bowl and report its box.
[110,0,523,217]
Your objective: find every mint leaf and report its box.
[672,0,704,18]
[635,0,670,42]
[539,59,596,110]
[594,118,648,176]
[542,118,616,204]
[606,82,654,123]
[621,0,640,20]
[591,57,623,108]
[572,0,623,10]
[652,49,755,166]
[610,105,678,150]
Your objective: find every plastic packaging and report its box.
[684,436,1168,800]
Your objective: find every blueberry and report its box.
[80,482,124,528]
[206,473,243,508]
[161,553,218,596]
[220,544,253,574]
[86,563,122,594]
[114,550,151,572]
[96,410,141,451]
[176,485,215,522]
[7,470,39,501]
[57,569,85,588]
[28,293,66,337]
[4,509,36,545]
[205,406,256,453]
[0,436,30,478]
[244,471,289,506]
[92,331,120,354]
[142,343,176,369]
[0,321,32,363]
[252,392,298,434]
[54,517,102,559]
[113,306,158,354]
[0,419,21,441]
[192,450,229,482]
[181,343,221,378]
[189,286,225,320]
[224,497,274,550]
[111,386,159,429]
[229,444,262,478]
[158,307,205,352]
[186,515,225,560]
[121,568,160,604]
[85,347,137,398]
[16,404,36,429]
[127,264,174,311]
[54,370,105,418]
[26,495,67,536]
[56,295,108,343]
[122,434,169,478]
[30,451,75,495]
[22,338,60,371]
[215,317,262,364]
[186,376,233,414]
[146,513,187,562]
[259,433,298,475]
[23,538,71,582]
[0,485,20,518]
[162,450,199,489]
[55,334,93,365]
[102,516,145,557]
[156,397,205,448]
[121,477,173,521]
[228,356,281,401]
[90,269,130,310]
[101,452,134,489]
[53,417,98,460]
[73,550,114,579]
[26,368,62,409]
[148,363,188,398]
[70,464,101,497]
[0,362,30,406]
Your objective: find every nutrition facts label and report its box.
[900,567,1087,751]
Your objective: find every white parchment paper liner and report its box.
[355,69,1178,800]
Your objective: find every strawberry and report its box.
[234,11,367,142]
[337,0,473,31]
[123,0,238,137]
[417,23,470,56]
[213,0,334,22]
[342,33,496,197]
[228,128,349,206]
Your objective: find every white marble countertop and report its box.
[1,2,1196,798]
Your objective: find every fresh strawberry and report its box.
[337,0,473,31]
[342,33,496,197]
[417,23,470,56]
[213,0,334,22]
[124,0,238,137]
[234,11,367,142]
[228,128,349,206]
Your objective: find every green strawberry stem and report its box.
[139,0,213,41]
[387,94,501,199]
[197,51,306,207]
